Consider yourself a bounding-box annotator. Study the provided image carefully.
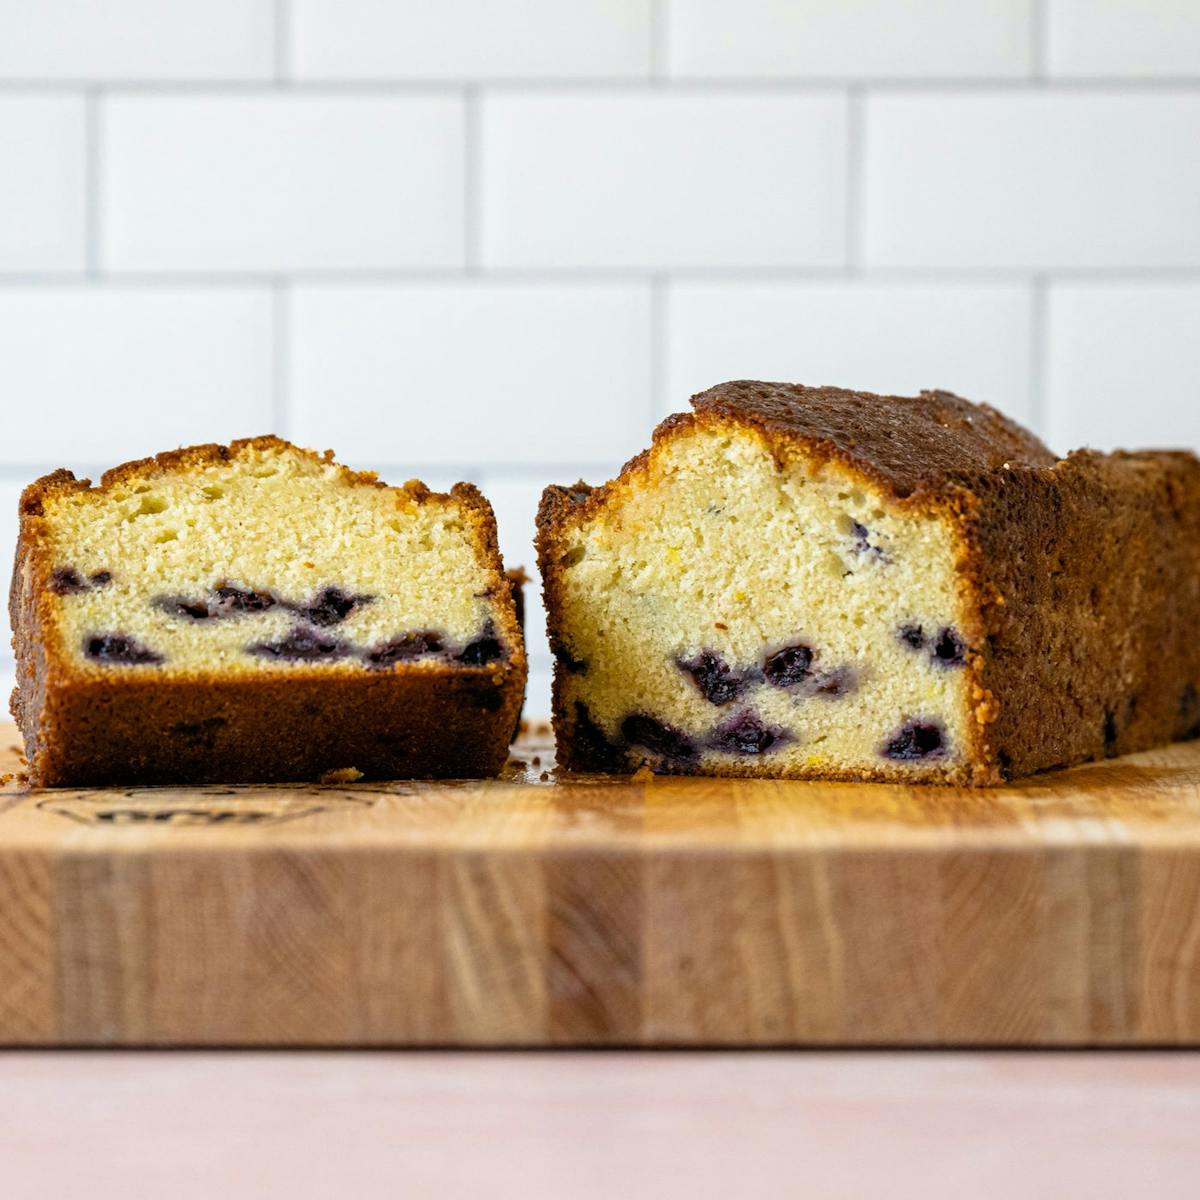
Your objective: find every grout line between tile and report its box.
[1028,275,1049,436]
[845,86,864,272]
[464,87,481,272]
[274,0,291,83]
[272,280,290,436]
[3,78,1200,94]
[84,87,100,276]
[2,267,1199,286]
[1030,0,1048,81]
[0,460,627,482]
[650,273,667,416]
[649,0,668,82]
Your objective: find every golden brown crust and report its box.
[11,436,527,786]
[536,381,1054,542]
[538,382,1200,785]
[504,565,529,740]
[689,380,1056,499]
[18,435,437,518]
[18,668,521,787]
[958,449,1200,778]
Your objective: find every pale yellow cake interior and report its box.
[38,443,504,675]
[552,423,974,775]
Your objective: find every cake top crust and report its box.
[19,434,484,519]
[688,381,1058,500]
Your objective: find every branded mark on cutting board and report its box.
[38,787,378,828]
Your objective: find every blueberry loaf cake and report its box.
[537,381,1200,785]
[11,437,526,786]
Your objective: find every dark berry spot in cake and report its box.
[55,566,114,593]
[677,650,747,706]
[364,630,445,668]
[154,595,215,620]
[707,711,790,756]
[620,713,696,762]
[763,642,814,689]
[85,633,164,665]
[552,641,587,673]
[849,521,886,559]
[213,584,277,615]
[812,666,858,698]
[572,702,626,772]
[458,623,504,666]
[50,567,89,594]
[899,623,965,668]
[155,585,279,620]
[246,626,351,661]
[931,627,966,668]
[882,720,947,761]
[297,586,374,627]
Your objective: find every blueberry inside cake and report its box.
[538,381,1200,784]
[11,436,526,785]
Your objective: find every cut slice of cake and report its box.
[537,381,1200,784]
[11,436,526,786]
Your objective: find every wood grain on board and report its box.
[2,721,1200,1046]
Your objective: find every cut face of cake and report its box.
[11,437,526,785]
[538,382,1200,784]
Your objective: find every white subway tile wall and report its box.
[1047,0,1200,78]
[0,480,19,708]
[0,286,274,462]
[481,91,847,268]
[291,0,653,80]
[289,282,651,464]
[664,281,1034,422]
[1,2,1198,715]
[482,477,553,691]
[666,0,1034,79]
[864,92,1200,269]
[0,96,85,270]
[1046,282,1200,454]
[0,0,275,81]
[101,95,466,271]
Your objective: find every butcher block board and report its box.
[4,720,1200,1047]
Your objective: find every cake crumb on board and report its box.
[318,766,363,785]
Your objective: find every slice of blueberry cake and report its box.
[537,381,1200,784]
[11,437,526,785]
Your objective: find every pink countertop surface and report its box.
[2,1051,1198,1198]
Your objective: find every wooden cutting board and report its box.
[3,719,1200,1047]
